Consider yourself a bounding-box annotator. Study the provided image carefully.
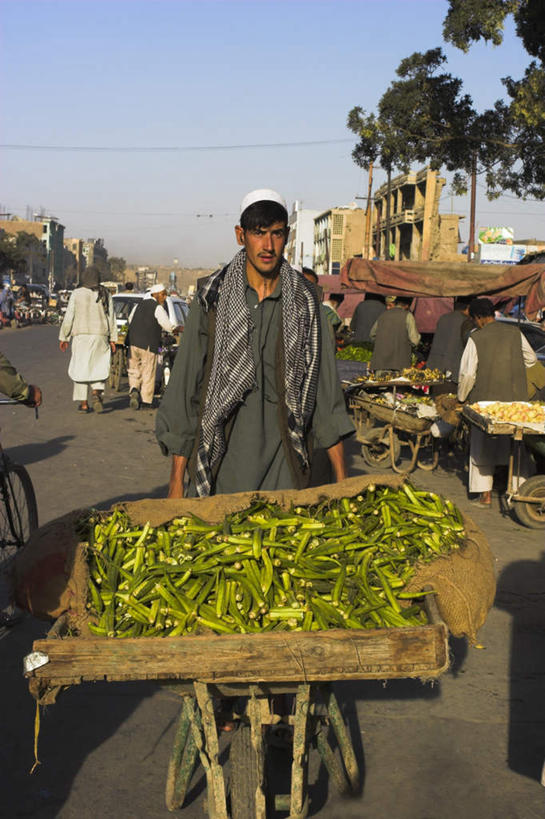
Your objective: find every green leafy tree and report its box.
[108,256,126,282]
[443,0,545,198]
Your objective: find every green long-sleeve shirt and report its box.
[156,275,354,495]
[0,351,30,402]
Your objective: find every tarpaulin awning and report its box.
[341,259,545,320]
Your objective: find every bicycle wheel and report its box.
[0,459,38,553]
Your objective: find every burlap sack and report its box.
[15,474,496,643]
[434,393,464,427]
[14,508,87,621]
[405,512,496,644]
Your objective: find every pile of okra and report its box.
[84,483,466,638]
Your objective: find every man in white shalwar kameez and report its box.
[59,266,118,412]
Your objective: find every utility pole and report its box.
[364,162,374,259]
[385,167,392,260]
[467,153,477,263]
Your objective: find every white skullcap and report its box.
[240,188,287,219]
[150,283,167,294]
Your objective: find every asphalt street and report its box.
[1,324,544,819]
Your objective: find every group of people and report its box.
[3,186,543,513]
[58,270,179,412]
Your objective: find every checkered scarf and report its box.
[194,249,320,496]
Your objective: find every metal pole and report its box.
[385,167,392,260]
[364,162,374,259]
[467,153,477,263]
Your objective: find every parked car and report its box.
[497,317,545,363]
[112,292,189,334]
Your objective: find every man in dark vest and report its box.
[127,284,178,409]
[426,298,471,387]
[350,294,385,343]
[369,295,420,373]
[458,298,537,506]
[155,188,353,498]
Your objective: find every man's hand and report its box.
[168,454,187,498]
[59,340,69,352]
[24,385,42,408]
[172,326,183,336]
[110,341,117,353]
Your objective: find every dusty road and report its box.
[1,324,544,818]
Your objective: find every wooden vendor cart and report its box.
[347,378,446,473]
[24,596,447,819]
[463,405,545,529]
[108,332,127,392]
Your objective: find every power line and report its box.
[0,138,353,153]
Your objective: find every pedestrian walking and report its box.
[156,188,353,498]
[126,284,179,410]
[58,266,117,413]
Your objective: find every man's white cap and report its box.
[240,188,287,219]
[150,283,167,294]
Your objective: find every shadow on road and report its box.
[495,552,545,781]
[495,550,545,782]
[5,435,74,467]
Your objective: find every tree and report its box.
[108,256,126,282]
[443,0,545,199]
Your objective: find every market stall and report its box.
[463,402,545,528]
[19,476,495,818]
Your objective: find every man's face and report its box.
[154,290,167,305]
[235,221,289,279]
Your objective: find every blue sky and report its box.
[2,0,543,266]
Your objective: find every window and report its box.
[332,214,344,235]
[331,262,341,274]
[331,238,343,262]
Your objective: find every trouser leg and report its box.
[90,381,105,392]
[127,346,144,394]
[140,350,158,404]
[73,382,89,402]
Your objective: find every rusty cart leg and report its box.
[320,685,360,793]
[165,695,199,812]
[390,426,412,474]
[288,683,311,819]
[417,434,440,471]
[192,682,229,819]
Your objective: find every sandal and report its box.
[78,404,90,413]
[92,392,104,413]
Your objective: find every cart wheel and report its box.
[512,476,545,529]
[361,427,400,466]
[229,722,265,819]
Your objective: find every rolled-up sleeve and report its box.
[311,310,355,449]
[0,352,30,401]
[155,299,208,457]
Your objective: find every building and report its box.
[285,201,321,269]
[313,205,365,276]
[371,168,462,262]
[82,238,108,273]
[64,238,85,286]
[0,215,64,286]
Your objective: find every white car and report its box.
[112,292,189,333]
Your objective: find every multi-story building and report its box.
[63,238,85,281]
[313,206,365,276]
[82,238,108,273]
[285,201,321,269]
[0,215,64,286]
[371,167,462,262]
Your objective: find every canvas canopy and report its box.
[341,259,545,322]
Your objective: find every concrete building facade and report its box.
[82,238,108,273]
[63,238,85,281]
[371,168,462,262]
[286,201,321,269]
[0,215,64,286]
[313,206,365,276]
